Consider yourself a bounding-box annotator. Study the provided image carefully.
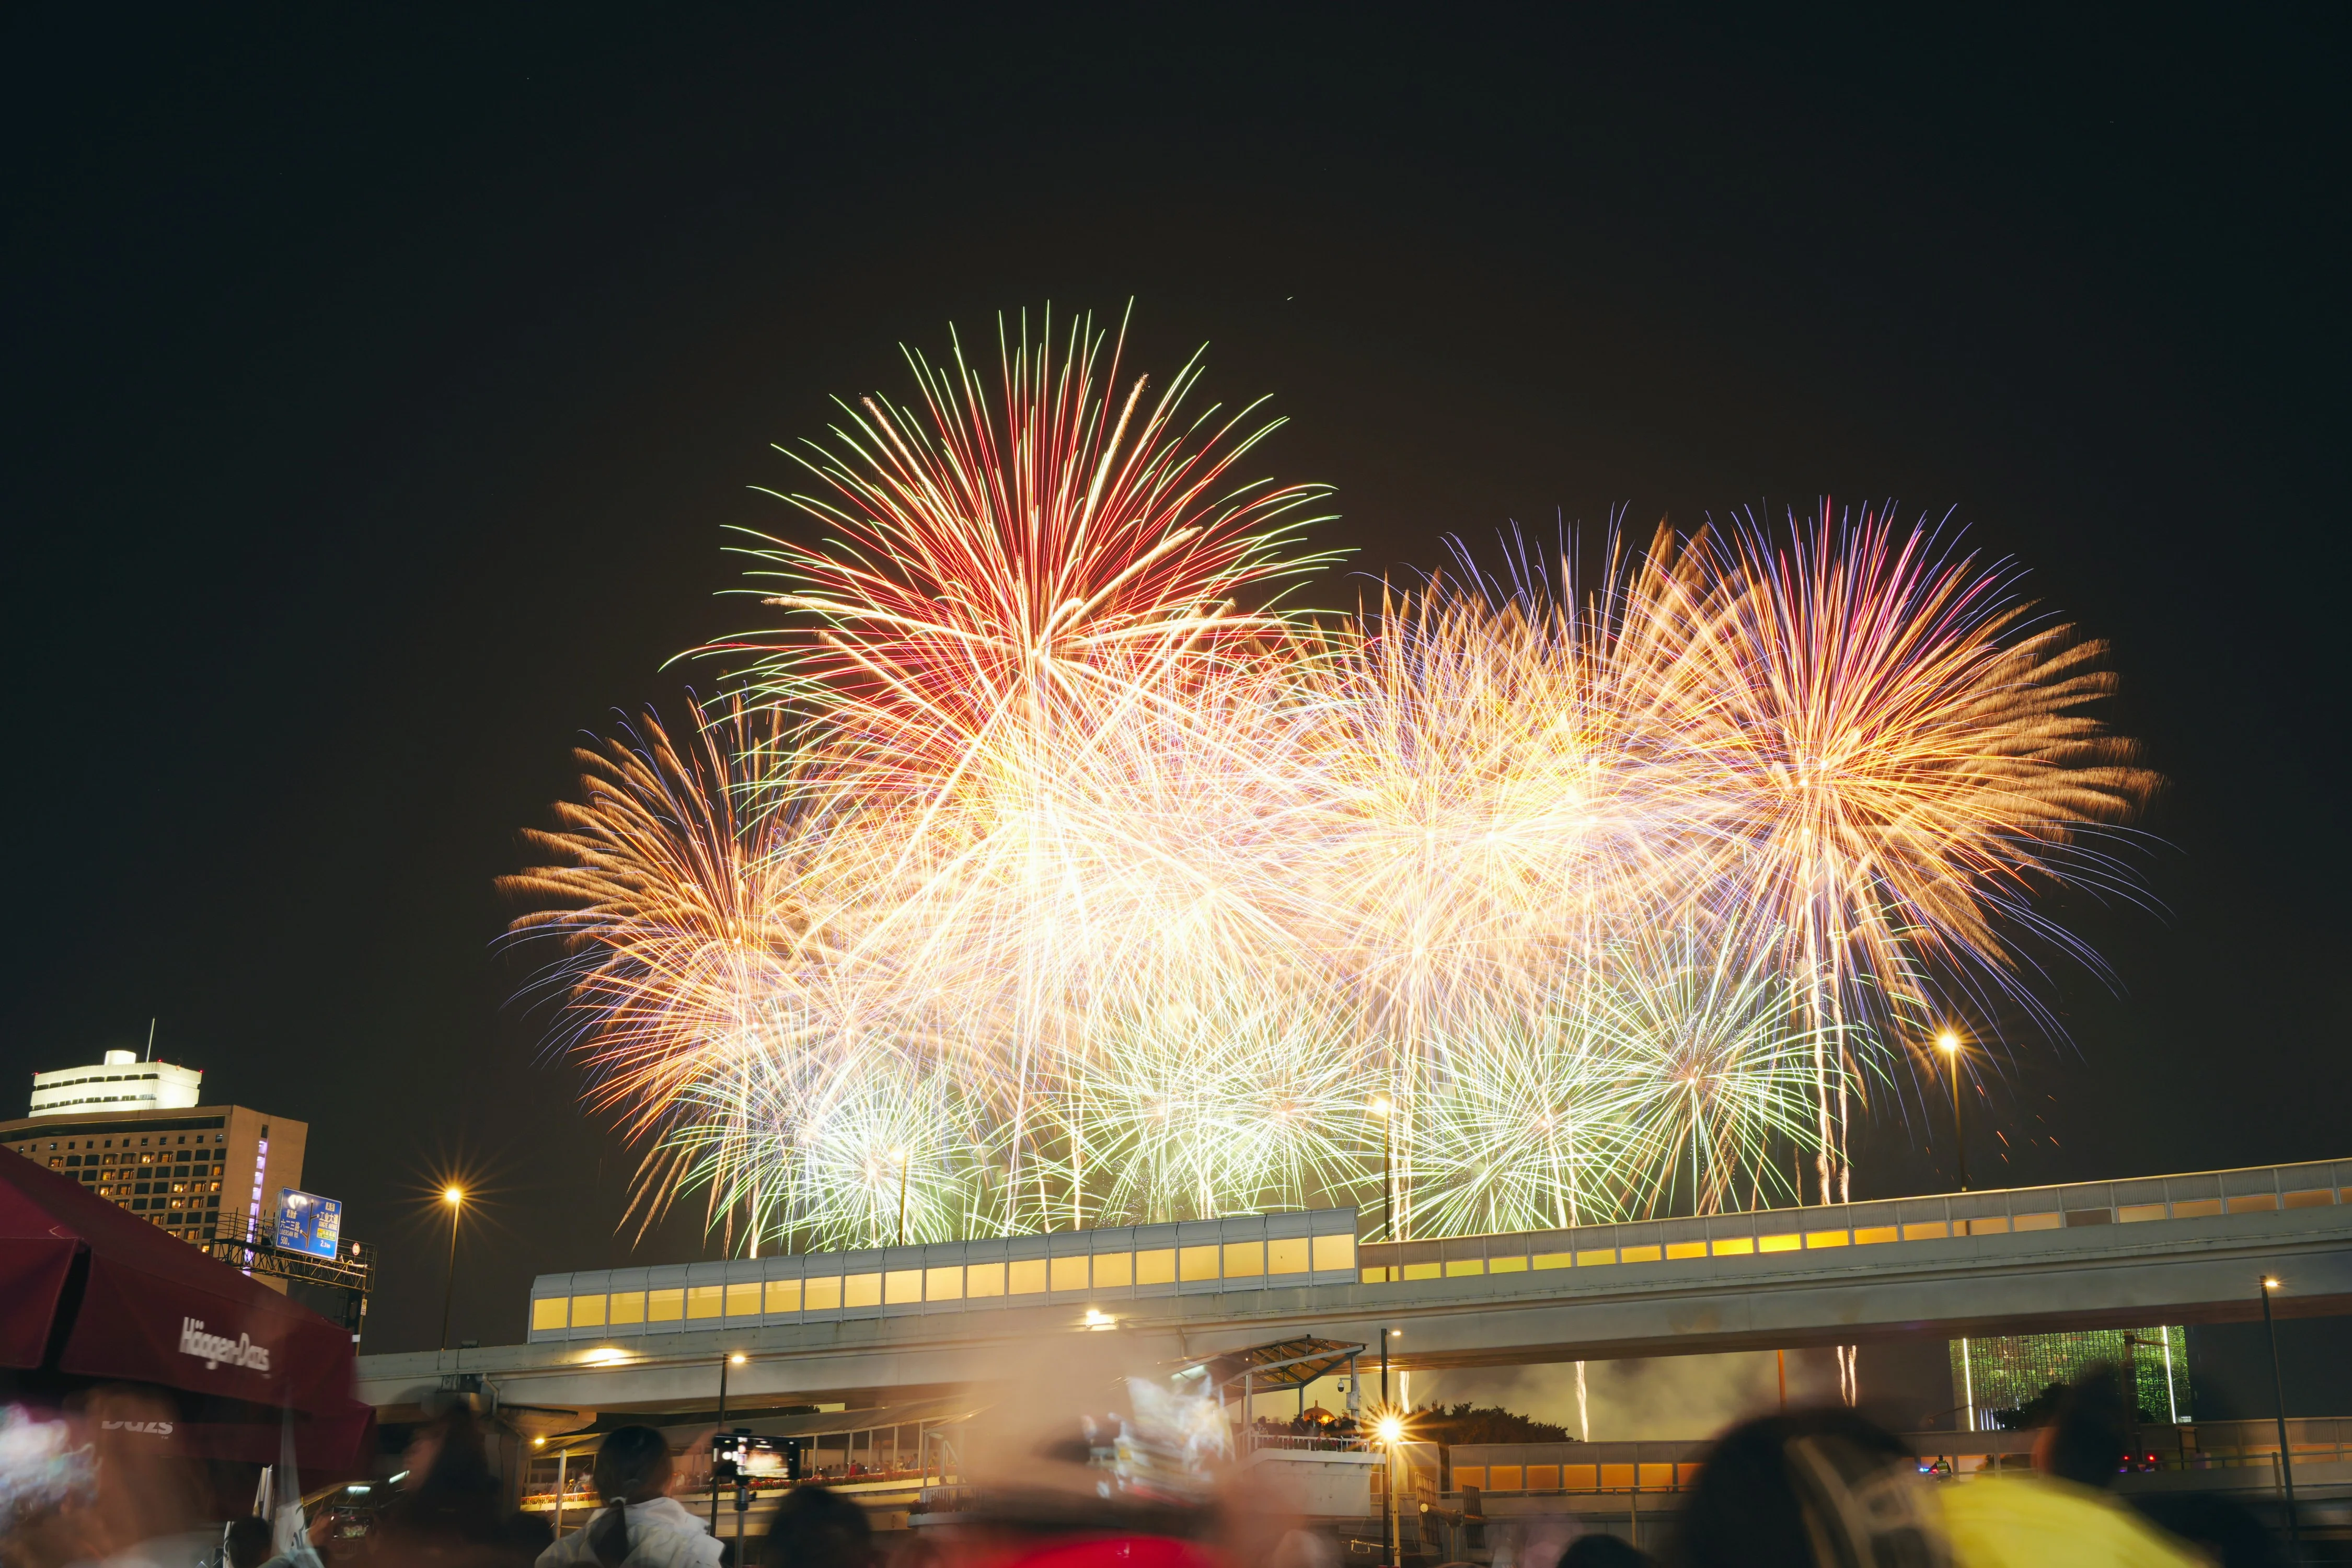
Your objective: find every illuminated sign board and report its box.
[275,1188,342,1260]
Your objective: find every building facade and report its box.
[30,1048,203,1117]
[1949,1326,2194,1428]
[2,1102,307,1249]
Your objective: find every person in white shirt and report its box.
[536,1427,723,1568]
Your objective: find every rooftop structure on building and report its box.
[30,1047,201,1117]
[4,1048,306,1254]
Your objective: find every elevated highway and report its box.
[357,1157,2352,1419]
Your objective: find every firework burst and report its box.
[506,312,2154,1252]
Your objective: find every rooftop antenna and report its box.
[145,1018,156,1062]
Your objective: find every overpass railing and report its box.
[1450,1420,2352,1494]
[1355,1158,2352,1284]
[527,1207,1362,1342]
[524,1158,2351,1344]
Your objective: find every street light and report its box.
[712,1352,747,1534]
[1374,1408,1405,1567]
[893,1149,910,1247]
[2261,1276,2301,1554]
[1370,1097,1394,1242]
[1937,1033,1968,1191]
[437,1187,465,1352]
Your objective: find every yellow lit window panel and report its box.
[1488,1465,1523,1491]
[1093,1252,1133,1288]
[2011,1212,2062,1231]
[1050,1255,1089,1293]
[570,1294,607,1328]
[1758,1233,1801,1253]
[2171,1198,2222,1219]
[1574,1249,1616,1267]
[764,1280,801,1314]
[2118,1203,2167,1224]
[1178,1245,1220,1281]
[1445,1258,1486,1276]
[1533,1251,1573,1270]
[1009,1259,1048,1295]
[1804,1230,1850,1249]
[1619,1244,1662,1263]
[1711,1238,1754,1256]
[532,1297,568,1331]
[1402,1261,1441,1280]
[725,1283,761,1317]
[1267,1238,1310,1275]
[1311,1234,1355,1273]
[1489,1255,1528,1272]
[1900,1222,1948,1241]
[1677,1463,1704,1487]
[884,1270,923,1304]
[803,1277,843,1311]
[687,1285,724,1320]
[844,1273,882,1308]
[1664,1241,1707,1260]
[1526,1465,1559,1490]
[1136,1249,1176,1285]
[1966,1216,2010,1236]
[1452,1467,1485,1491]
[1599,1463,1635,1490]
[1360,1266,1390,1283]
[2285,1189,2337,1208]
[1561,1465,1597,1491]
[924,1266,963,1300]
[2228,1193,2278,1213]
[648,1288,685,1322]
[965,1263,1004,1298]
[1638,1463,1674,1490]
[609,1292,645,1325]
[1224,1241,1264,1277]
[1853,1226,1898,1245]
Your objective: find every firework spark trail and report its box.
[709,307,1340,1223]
[1675,503,2155,1202]
[506,314,2154,1252]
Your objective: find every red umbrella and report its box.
[2,1147,373,1470]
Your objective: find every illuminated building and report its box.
[30,1047,202,1116]
[3,1051,308,1252]
[1951,1327,2193,1428]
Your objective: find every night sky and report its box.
[4,13,2346,1368]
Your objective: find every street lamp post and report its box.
[1938,1033,1967,1192]
[1376,1410,1403,1568]
[2261,1276,2301,1553]
[712,1352,745,1535]
[437,1187,465,1353]
[1371,1097,1394,1242]
[1376,1329,1402,1568]
[893,1149,910,1247]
